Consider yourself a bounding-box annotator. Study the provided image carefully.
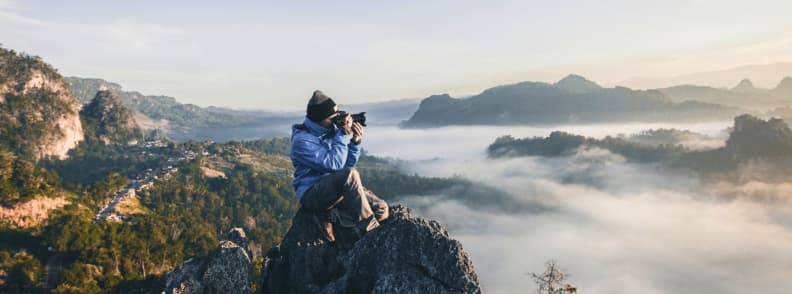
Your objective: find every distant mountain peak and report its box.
[553,74,602,93]
[775,76,792,91]
[732,78,755,91]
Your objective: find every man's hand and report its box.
[338,114,353,135]
[351,122,363,144]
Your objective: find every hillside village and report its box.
[93,139,195,223]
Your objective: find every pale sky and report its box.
[2,0,792,110]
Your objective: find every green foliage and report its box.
[488,130,688,163]
[488,132,587,158]
[0,249,45,292]
[0,90,73,159]
[237,137,291,156]
[40,144,171,187]
[0,47,73,160]
[0,149,62,206]
[0,47,60,88]
[33,142,298,291]
[53,263,102,294]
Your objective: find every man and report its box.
[290,90,388,243]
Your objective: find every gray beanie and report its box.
[307,90,338,122]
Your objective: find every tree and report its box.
[530,260,577,294]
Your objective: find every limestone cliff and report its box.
[0,47,83,160]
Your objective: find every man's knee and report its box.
[338,167,360,183]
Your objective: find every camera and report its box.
[333,111,367,127]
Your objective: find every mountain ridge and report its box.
[403,74,741,128]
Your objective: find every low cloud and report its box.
[364,124,792,294]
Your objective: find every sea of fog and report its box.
[361,122,792,294]
[362,121,731,161]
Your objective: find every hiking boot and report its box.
[354,215,380,239]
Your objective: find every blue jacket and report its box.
[290,117,361,200]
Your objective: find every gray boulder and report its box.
[259,205,482,294]
[163,228,252,294]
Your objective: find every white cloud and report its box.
[364,125,792,294]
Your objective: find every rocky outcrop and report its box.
[163,228,252,294]
[81,90,143,145]
[0,47,84,160]
[259,205,481,294]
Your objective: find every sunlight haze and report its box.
[2,0,792,110]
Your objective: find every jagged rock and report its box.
[163,228,252,294]
[259,205,481,294]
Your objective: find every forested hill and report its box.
[402,74,743,127]
[81,90,144,146]
[487,114,792,181]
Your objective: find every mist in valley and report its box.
[362,123,792,294]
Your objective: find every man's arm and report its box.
[292,131,352,173]
[345,141,361,168]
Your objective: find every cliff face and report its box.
[0,48,84,160]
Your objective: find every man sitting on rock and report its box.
[290,90,389,243]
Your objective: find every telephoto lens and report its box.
[350,112,367,127]
[333,111,367,127]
